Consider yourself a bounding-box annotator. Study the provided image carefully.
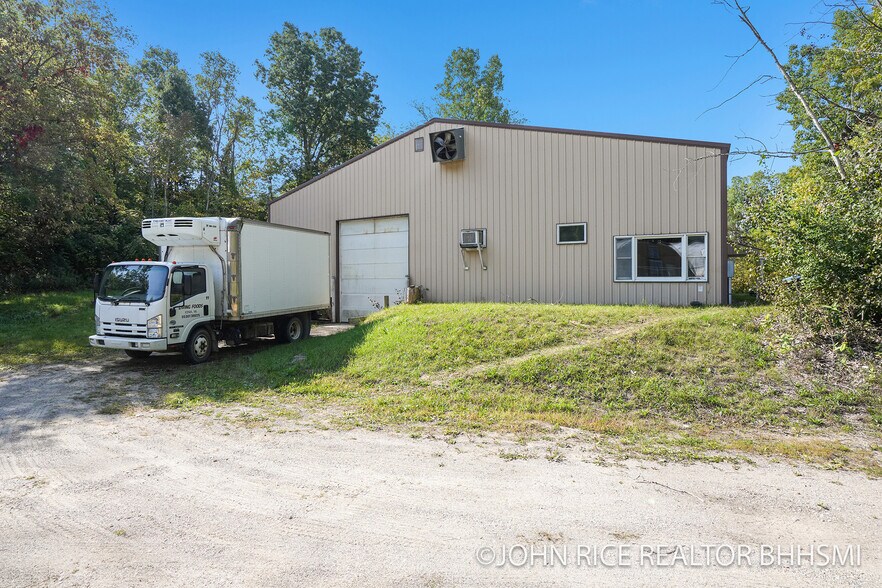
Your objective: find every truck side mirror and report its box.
[92,272,102,303]
[182,273,193,297]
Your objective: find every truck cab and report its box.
[90,261,215,362]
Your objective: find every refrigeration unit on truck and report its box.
[89,217,330,363]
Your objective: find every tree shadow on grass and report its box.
[160,321,375,405]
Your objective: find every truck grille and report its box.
[174,219,193,227]
[101,322,148,338]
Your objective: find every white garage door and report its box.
[339,216,409,322]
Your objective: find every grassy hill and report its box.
[163,303,882,471]
[2,292,878,470]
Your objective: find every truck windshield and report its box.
[99,265,168,303]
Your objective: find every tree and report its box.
[255,24,383,187]
[741,153,882,343]
[720,0,847,179]
[247,114,290,218]
[196,51,239,212]
[415,47,523,124]
[724,2,882,345]
[215,96,264,217]
[0,1,271,292]
[136,47,210,216]
[0,0,133,289]
[776,4,882,172]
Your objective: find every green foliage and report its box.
[777,6,882,160]
[0,1,332,292]
[415,47,523,124]
[136,47,212,217]
[195,52,263,215]
[745,151,882,344]
[255,24,384,186]
[0,0,135,291]
[728,171,778,294]
[732,4,882,346]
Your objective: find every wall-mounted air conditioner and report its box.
[459,228,487,270]
[459,228,486,249]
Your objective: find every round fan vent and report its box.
[433,131,459,161]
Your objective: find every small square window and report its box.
[557,222,587,244]
[414,137,424,152]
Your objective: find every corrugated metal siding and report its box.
[270,122,725,313]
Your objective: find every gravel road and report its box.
[1,354,880,587]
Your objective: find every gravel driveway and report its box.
[1,356,880,587]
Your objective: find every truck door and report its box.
[168,266,213,343]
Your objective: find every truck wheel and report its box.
[184,327,213,364]
[275,315,305,343]
[125,350,152,359]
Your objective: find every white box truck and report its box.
[89,217,330,363]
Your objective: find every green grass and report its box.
[162,303,680,404]
[159,302,882,469]
[0,290,96,368]
[4,290,879,470]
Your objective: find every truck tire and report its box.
[275,314,307,343]
[184,327,213,364]
[124,350,152,359]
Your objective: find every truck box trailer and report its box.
[89,217,331,363]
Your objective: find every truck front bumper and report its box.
[89,335,169,352]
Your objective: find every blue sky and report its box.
[106,0,834,179]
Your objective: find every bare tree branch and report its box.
[699,74,776,118]
[784,20,836,26]
[736,134,772,152]
[709,41,759,91]
[721,0,848,180]
[687,145,829,164]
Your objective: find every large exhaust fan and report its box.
[429,128,465,163]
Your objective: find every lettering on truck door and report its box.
[169,267,210,341]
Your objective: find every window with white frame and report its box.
[614,233,707,282]
[556,222,587,244]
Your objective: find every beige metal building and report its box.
[269,119,729,321]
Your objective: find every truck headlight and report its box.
[95,315,101,335]
[147,315,162,338]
